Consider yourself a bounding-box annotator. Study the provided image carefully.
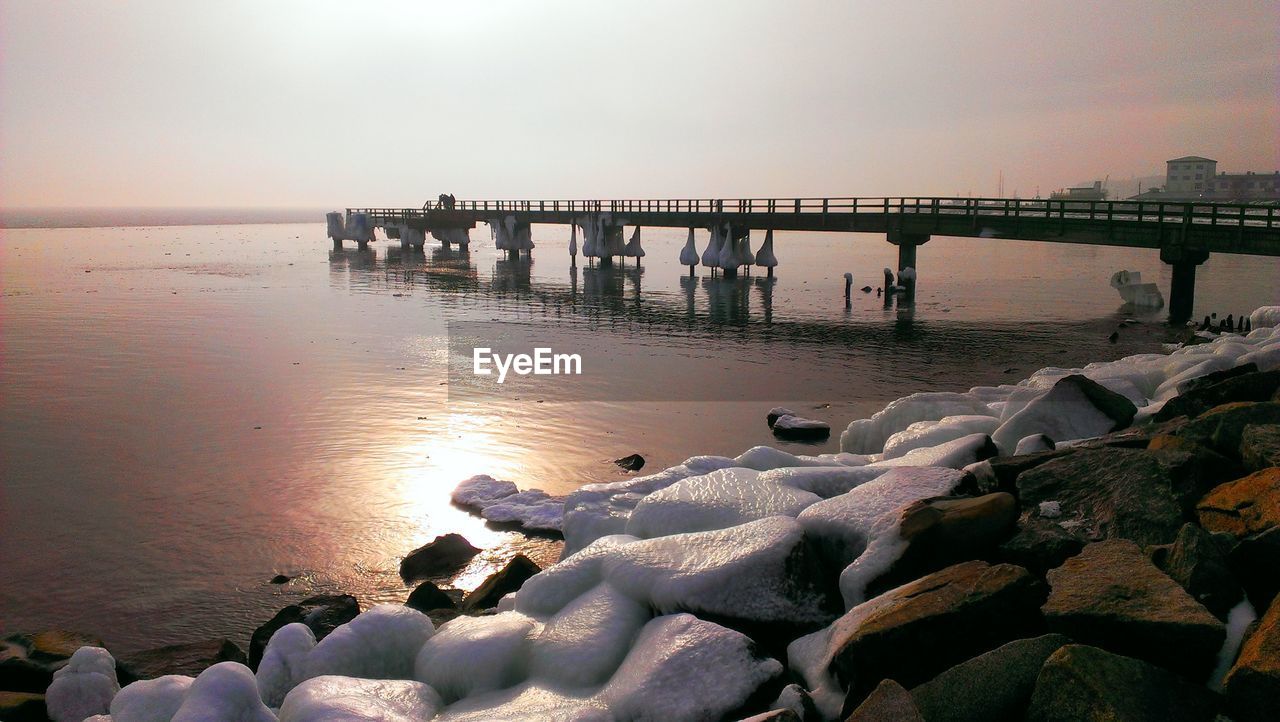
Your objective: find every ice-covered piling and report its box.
[755,229,778,277]
[678,228,699,275]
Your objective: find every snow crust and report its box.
[625,467,821,538]
[47,646,119,722]
[277,676,442,722]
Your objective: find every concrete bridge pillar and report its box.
[1160,245,1209,325]
[888,229,929,302]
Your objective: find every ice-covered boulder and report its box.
[1110,270,1164,308]
[47,646,119,722]
[871,432,997,470]
[521,518,840,633]
[625,468,821,538]
[560,455,738,556]
[1249,306,1280,330]
[110,674,193,722]
[433,682,610,722]
[881,415,1000,460]
[304,605,435,682]
[277,676,442,722]
[796,466,968,607]
[529,582,651,688]
[414,613,540,703]
[734,445,855,471]
[171,662,275,722]
[475,489,565,532]
[991,375,1136,453]
[772,415,831,440]
[757,464,890,498]
[256,623,316,708]
[1014,433,1056,455]
[600,613,783,722]
[841,392,995,454]
[451,475,518,508]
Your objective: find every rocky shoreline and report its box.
[4,309,1280,721]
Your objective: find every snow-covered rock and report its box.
[772,415,831,440]
[881,415,999,460]
[433,682,609,722]
[451,475,518,507]
[171,662,275,722]
[304,605,435,682]
[625,467,821,538]
[758,465,892,498]
[256,622,316,708]
[277,676,442,722]
[871,432,997,469]
[47,646,119,722]
[451,476,564,532]
[1015,433,1056,455]
[414,613,540,703]
[991,375,1136,454]
[110,675,193,722]
[841,392,995,454]
[1249,306,1280,330]
[529,582,651,687]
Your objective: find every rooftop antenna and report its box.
[998,170,1004,197]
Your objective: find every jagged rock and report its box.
[1223,593,1280,722]
[1177,401,1280,457]
[117,638,245,683]
[1016,447,1228,547]
[1197,467,1280,539]
[614,454,645,472]
[399,533,482,584]
[910,634,1071,722]
[404,580,457,614]
[996,517,1085,575]
[1078,416,1191,450]
[1229,526,1280,610]
[1240,424,1280,472]
[248,593,359,670]
[846,679,923,722]
[965,448,1075,495]
[1155,367,1280,422]
[812,561,1046,706]
[1146,523,1242,620]
[0,631,104,694]
[991,374,1137,453]
[1027,645,1220,722]
[0,692,46,722]
[1042,539,1225,680]
[462,554,541,611]
[866,493,1018,596]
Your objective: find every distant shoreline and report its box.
[0,207,330,230]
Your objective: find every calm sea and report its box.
[2,212,1276,652]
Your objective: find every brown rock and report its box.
[1197,467,1280,539]
[1223,594,1280,722]
[1178,401,1280,457]
[996,517,1084,575]
[910,634,1071,722]
[400,533,482,584]
[1230,526,1280,610]
[867,493,1019,595]
[822,561,1046,704]
[404,580,457,614]
[0,692,46,722]
[1240,424,1280,472]
[845,679,923,722]
[0,631,105,694]
[1027,645,1220,722]
[1147,523,1242,620]
[1042,539,1225,680]
[1154,366,1280,422]
[966,448,1075,495]
[117,638,246,683]
[462,554,542,611]
[248,594,359,670]
[1016,446,1233,547]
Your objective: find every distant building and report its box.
[1128,156,1280,201]
[1050,180,1107,201]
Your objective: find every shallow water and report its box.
[1,221,1276,652]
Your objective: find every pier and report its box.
[333,197,1280,324]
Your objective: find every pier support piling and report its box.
[1160,245,1209,325]
[887,229,929,303]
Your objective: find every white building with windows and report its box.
[1164,156,1217,195]
[1129,156,1280,201]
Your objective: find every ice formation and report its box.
[47,646,119,721]
[623,227,644,258]
[414,613,540,702]
[304,604,436,682]
[1110,270,1164,308]
[1250,305,1280,330]
[717,226,740,272]
[625,467,821,538]
[880,415,998,459]
[172,662,276,722]
[450,475,564,532]
[528,582,651,687]
[257,622,316,708]
[701,224,723,267]
[277,676,442,722]
[678,228,699,267]
[567,223,577,259]
[755,229,778,268]
[109,674,193,721]
[737,231,756,267]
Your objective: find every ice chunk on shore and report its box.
[47,646,119,722]
[600,614,783,722]
[451,475,565,532]
[171,662,275,722]
[625,467,820,538]
[305,604,435,682]
[881,415,999,459]
[797,466,967,607]
[529,582,651,687]
[415,613,540,703]
[277,676,442,722]
[257,622,316,708]
[110,675,193,722]
[451,475,518,507]
[840,392,995,454]
[561,455,737,556]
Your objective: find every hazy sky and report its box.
[2,1,1276,208]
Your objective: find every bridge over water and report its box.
[338,197,1280,323]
